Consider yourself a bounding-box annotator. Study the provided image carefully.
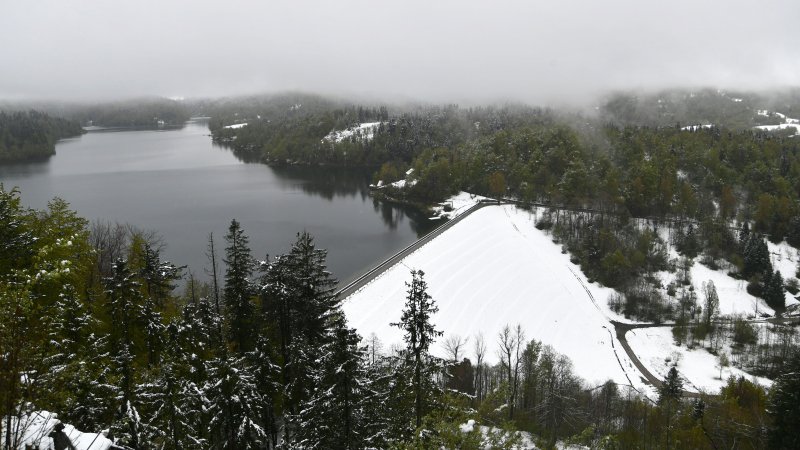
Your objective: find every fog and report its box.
[2,0,798,105]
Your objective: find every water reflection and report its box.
[373,198,442,237]
[0,160,52,177]
[270,165,372,200]
[0,121,439,282]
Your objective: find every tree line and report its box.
[2,185,799,449]
[0,111,83,162]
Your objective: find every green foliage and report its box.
[764,269,786,312]
[658,367,684,404]
[0,110,83,162]
[768,357,800,449]
[732,317,758,347]
[71,97,190,127]
[392,269,445,429]
[222,218,256,353]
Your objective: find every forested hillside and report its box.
[1,98,191,129]
[69,98,190,127]
[0,111,83,162]
[2,185,799,449]
[3,88,800,450]
[600,88,800,128]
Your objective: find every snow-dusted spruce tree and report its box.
[38,284,118,430]
[130,240,182,368]
[658,367,684,404]
[764,269,786,312]
[392,269,444,429]
[223,219,256,353]
[246,336,280,448]
[137,322,205,449]
[259,231,342,442]
[204,355,268,449]
[295,317,371,449]
[768,355,800,449]
[104,258,143,411]
[135,241,183,310]
[178,296,223,381]
[139,296,165,368]
[742,233,771,279]
[658,366,684,448]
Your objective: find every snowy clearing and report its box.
[323,121,383,143]
[754,110,800,136]
[767,240,800,309]
[1,411,113,450]
[430,191,489,219]
[223,122,248,129]
[655,227,799,318]
[626,326,773,393]
[343,205,648,390]
[681,124,714,131]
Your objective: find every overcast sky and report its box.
[2,0,798,105]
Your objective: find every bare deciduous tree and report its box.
[443,334,469,363]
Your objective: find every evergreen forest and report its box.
[2,89,800,448]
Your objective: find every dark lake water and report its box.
[0,119,437,285]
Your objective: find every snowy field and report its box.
[323,121,383,143]
[655,228,799,318]
[343,204,648,390]
[626,326,773,393]
[754,110,800,136]
[429,191,489,219]
[681,124,714,131]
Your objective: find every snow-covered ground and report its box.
[455,420,540,449]
[430,191,489,219]
[323,121,383,143]
[626,326,773,393]
[754,110,800,136]
[681,124,714,131]
[654,227,799,318]
[768,240,800,309]
[1,411,113,450]
[223,122,248,129]
[343,204,648,390]
[688,261,773,316]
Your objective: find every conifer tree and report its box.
[742,234,772,279]
[137,242,183,310]
[223,219,256,353]
[768,356,800,449]
[138,322,205,449]
[205,355,267,449]
[658,367,684,403]
[179,296,223,377]
[295,319,371,449]
[764,269,786,312]
[37,285,111,425]
[245,336,280,448]
[104,258,142,409]
[392,269,443,429]
[43,285,92,371]
[112,401,147,450]
[260,231,341,432]
[140,296,165,368]
[285,231,340,343]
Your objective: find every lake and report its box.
[0,119,438,286]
